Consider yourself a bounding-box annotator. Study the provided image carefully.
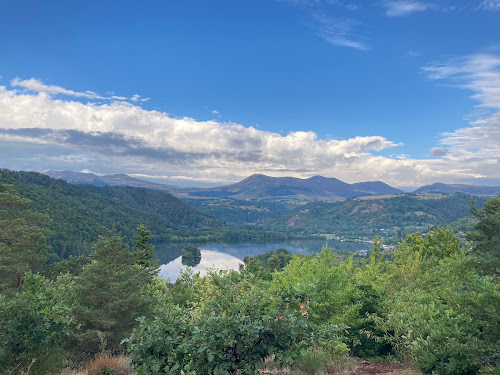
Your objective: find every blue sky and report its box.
[1,0,499,187]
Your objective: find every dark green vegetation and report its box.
[1,169,221,259]
[468,198,500,275]
[266,193,490,240]
[0,170,304,260]
[1,173,500,374]
[181,245,202,267]
[243,248,294,273]
[182,197,289,224]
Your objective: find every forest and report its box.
[1,173,499,375]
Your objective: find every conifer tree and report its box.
[72,230,151,353]
[469,197,500,275]
[132,224,159,276]
[0,177,52,293]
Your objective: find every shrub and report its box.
[125,271,314,374]
[0,273,74,374]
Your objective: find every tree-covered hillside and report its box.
[0,169,223,259]
[182,197,289,224]
[267,193,490,239]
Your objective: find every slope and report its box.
[267,193,489,240]
[0,169,222,259]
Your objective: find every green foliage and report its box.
[133,224,159,276]
[268,193,489,240]
[272,248,360,328]
[243,248,294,274]
[41,255,91,280]
[376,230,500,374]
[181,245,201,258]
[0,175,53,293]
[126,271,320,374]
[1,169,222,258]
[71,231,153,354]
[0,273,75,374]
[180,245,202,267]
[468,197,500,275]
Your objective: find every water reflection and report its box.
[181,255,201,267]
[159,250,243,281]
[155,239,369,282]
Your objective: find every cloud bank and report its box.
[1,68,499,187]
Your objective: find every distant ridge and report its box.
[414,182,500,195]
[188,174,404,200]
[44,171,404,201]
[45,170,181,192]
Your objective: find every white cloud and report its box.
[423,54,500,109]
[1,75,499,187]
[12,77,107,100]
[0,78,438,186]
[11,78,150,105]
[382,1,431,16]
[423,53,500,182]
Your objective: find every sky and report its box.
[0,0,499,188]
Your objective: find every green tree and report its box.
[132,224,159,276]
[0,273,75,374]
[72,231,152,354]
[468,197,500,275]
[0,177,52,293]
[181,245,202,267]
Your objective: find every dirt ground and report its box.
[347,360,417,374]
[261,359,420,375]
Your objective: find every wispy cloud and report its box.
[423,54,500,109]
[422,53,500,182]
[382,1,431,16]
[275,0,369,50]
[11,77,150,104]
[310,13,368,50]
[479,0,500,10]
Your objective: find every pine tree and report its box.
[468,197,500,275]
[132,224,159,276]
[0,176,52,293]
[72,230,152,353]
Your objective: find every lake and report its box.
[156,239,370,281]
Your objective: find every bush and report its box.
[0,273,74,374]
[126,271,314,374]
[379,250,500,374]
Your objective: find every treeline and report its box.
[1,175,499,374]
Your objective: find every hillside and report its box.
[0,169,222,259]
[414,182,500,195]
[45,170,182,192]
[267,193,489,240]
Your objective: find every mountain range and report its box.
[44,170,500,201]
[45,170,404,201]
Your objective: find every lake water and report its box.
[156,239,370,281]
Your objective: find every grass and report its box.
[58,355,130,375]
